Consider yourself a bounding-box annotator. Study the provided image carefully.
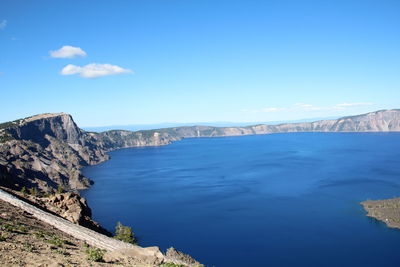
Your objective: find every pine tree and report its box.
[114,221,136,244]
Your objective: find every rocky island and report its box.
[361,198,400,229]
[1,109,400,265]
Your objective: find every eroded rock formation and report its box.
[0,113,108,191]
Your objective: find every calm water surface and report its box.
[82,133,400,267]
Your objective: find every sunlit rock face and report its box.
[0,113,108,191]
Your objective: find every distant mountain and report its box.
[83,116,339,132]
[94,109,400,151]
[1,109,400,192]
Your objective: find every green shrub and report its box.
[21,186,27,195]
[114,221,136,244]
[23,242,34,252]
[2,222,27,233]
[42,191,51,198]
[56,185,64,194]
[46,235,67,247]
[28,187,38,196]
[85,247,105,262]
[0,233,7,241]
[34,231,46,239]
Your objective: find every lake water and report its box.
[82,133,400,267]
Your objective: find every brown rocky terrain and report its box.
[0,186,110,235]
[0,197,118,267]
[0,188,202,267]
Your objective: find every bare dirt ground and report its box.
[0,198,141,267]
[0,188,201,267]
[0,200,114,266]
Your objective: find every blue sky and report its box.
[1,0,399,127]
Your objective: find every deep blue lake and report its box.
[82,133,400,267]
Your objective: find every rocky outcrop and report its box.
[37,192,110,235]
[166,247,202,266]
[361,198,400,229]
[0,186,110,235]
[44,192,92,224]
[0,113,108,191]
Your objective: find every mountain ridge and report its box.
[1,109,400,192]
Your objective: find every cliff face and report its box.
[0,113,108,191]
[1,109,400,191]
[270,109,400,132]
[97,109,400,151]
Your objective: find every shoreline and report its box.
[84,132,400,235]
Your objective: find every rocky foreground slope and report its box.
[0,191,200,266]
[0,197,117,267]
[1,109,400,192]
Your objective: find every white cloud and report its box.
[335,102,373,107]
[243,102,374,113]
[260,107,288,113]
[294,103,323,111]
[0,20,7,30]
[241,107,287,113]
[61,63,132,78]
[50,45,87,58]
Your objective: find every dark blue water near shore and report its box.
[82,133,400,267]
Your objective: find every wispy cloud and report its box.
[260,107,288,112]
[0,20,7,30]
[242,107,288,113]
[50,45,87,58]
[243,102,374,113]
[61,63,132,78]
[336,102,373,107]
[294,103,324,111]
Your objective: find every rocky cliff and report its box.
[1,109,400,192]
[0,113,108,191]
[96,109,400,151]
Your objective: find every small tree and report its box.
[21,186,27,195]
[28,187,38,196]
[114,221,136,244]
[56,185,64,194]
